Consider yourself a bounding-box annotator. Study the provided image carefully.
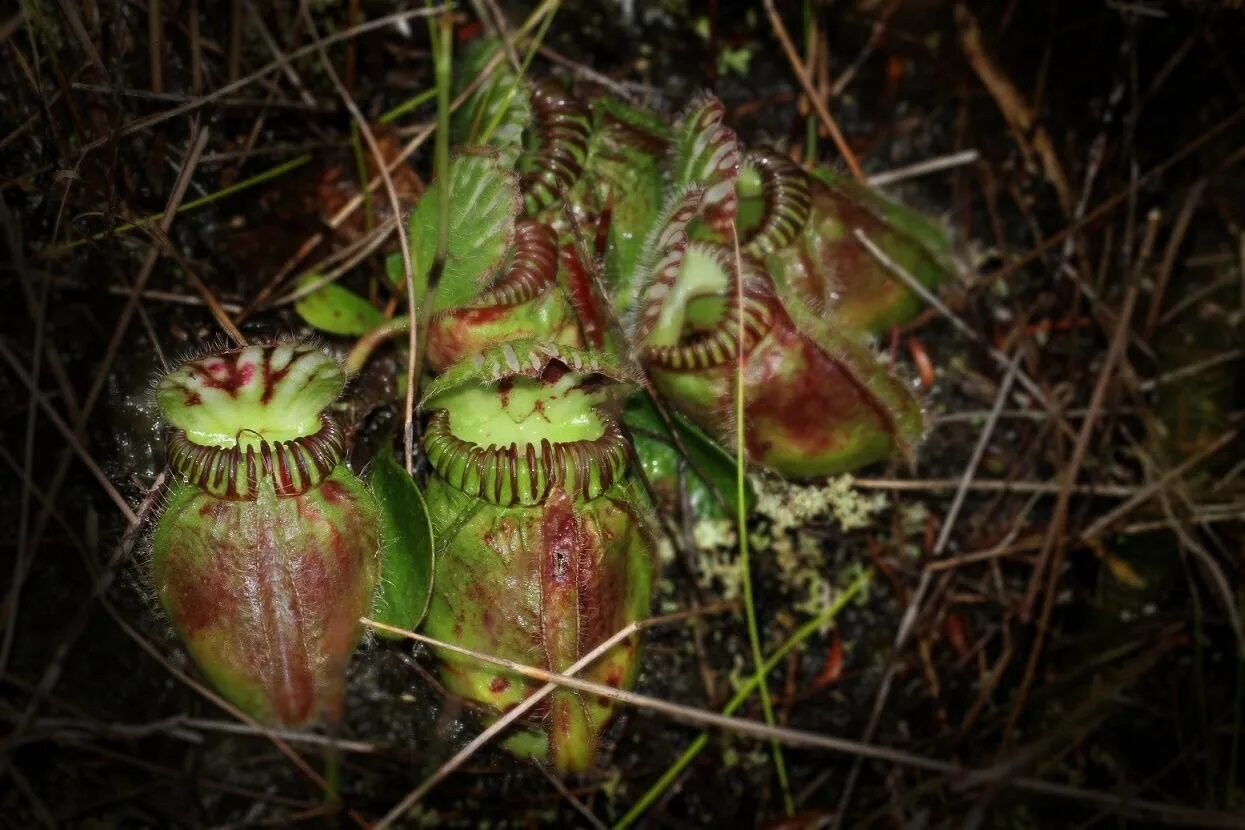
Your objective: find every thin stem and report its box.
[379,86,437,124]
[350,123,375,232]
[731,225,794,815]
[343,316,410,377]
[801,0,818,163]
[762,0,864,183]
[366,612,1245,829]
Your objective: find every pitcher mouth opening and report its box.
[640,243,775,372]
[736,149,812,257]
[423,408,631,506]
[167,411,346,500]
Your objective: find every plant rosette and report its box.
[632,191,923,478]
[420,340,655,774]
[150,342,379,726]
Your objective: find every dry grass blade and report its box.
[1,196,50,682]
[74,7,448,153]
[1007,211,1160,744]
[956,4,1073,213]
[0,341,139,524]
[366,603,735,827]
[851,477,1141,498]
[834,349,1024,826]
[100,606,371,829]
[867,149,980,187]
[139,223,248,347]
[298,5,419,472]
[762,0,864,182]
[533,761,607,830]
[1144,178,1207,336]
[0,474,162,780]
[854,228,1079,444]
[1080,428,1239,540]
[366,620,1245,828]
[979,106,1245,293]
[7,5,1244,826]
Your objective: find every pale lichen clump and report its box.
[690,475,887,614]
[752,473,887,534]
[692,527,744,601]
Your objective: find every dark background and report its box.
[2,1,1244,826]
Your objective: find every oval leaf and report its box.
[294,276,384,336]
[403,151,521,313]
[369,451,435,636]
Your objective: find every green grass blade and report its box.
[734,231,794,815]
[614,569,871,829]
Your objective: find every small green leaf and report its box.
[402,151,521,313]
[369,451,435,636]
[293,276,383,336]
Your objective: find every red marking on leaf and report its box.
[540,488,582,670]
[743,308,894,463]
[489,676,511,694]
[595,205,612,261]
[541,489,579,588]
[190,353,254,397]
[426,305,513,371]
[260,349,292,405]
[318,480,347,505]
[197,500,225,519]
[159,482,377,727]
[163,541,237,634]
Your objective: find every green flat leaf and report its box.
[403,151,521,313]
[369,451,435,636]
[293,276,383,336]
[624,394,754,519]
